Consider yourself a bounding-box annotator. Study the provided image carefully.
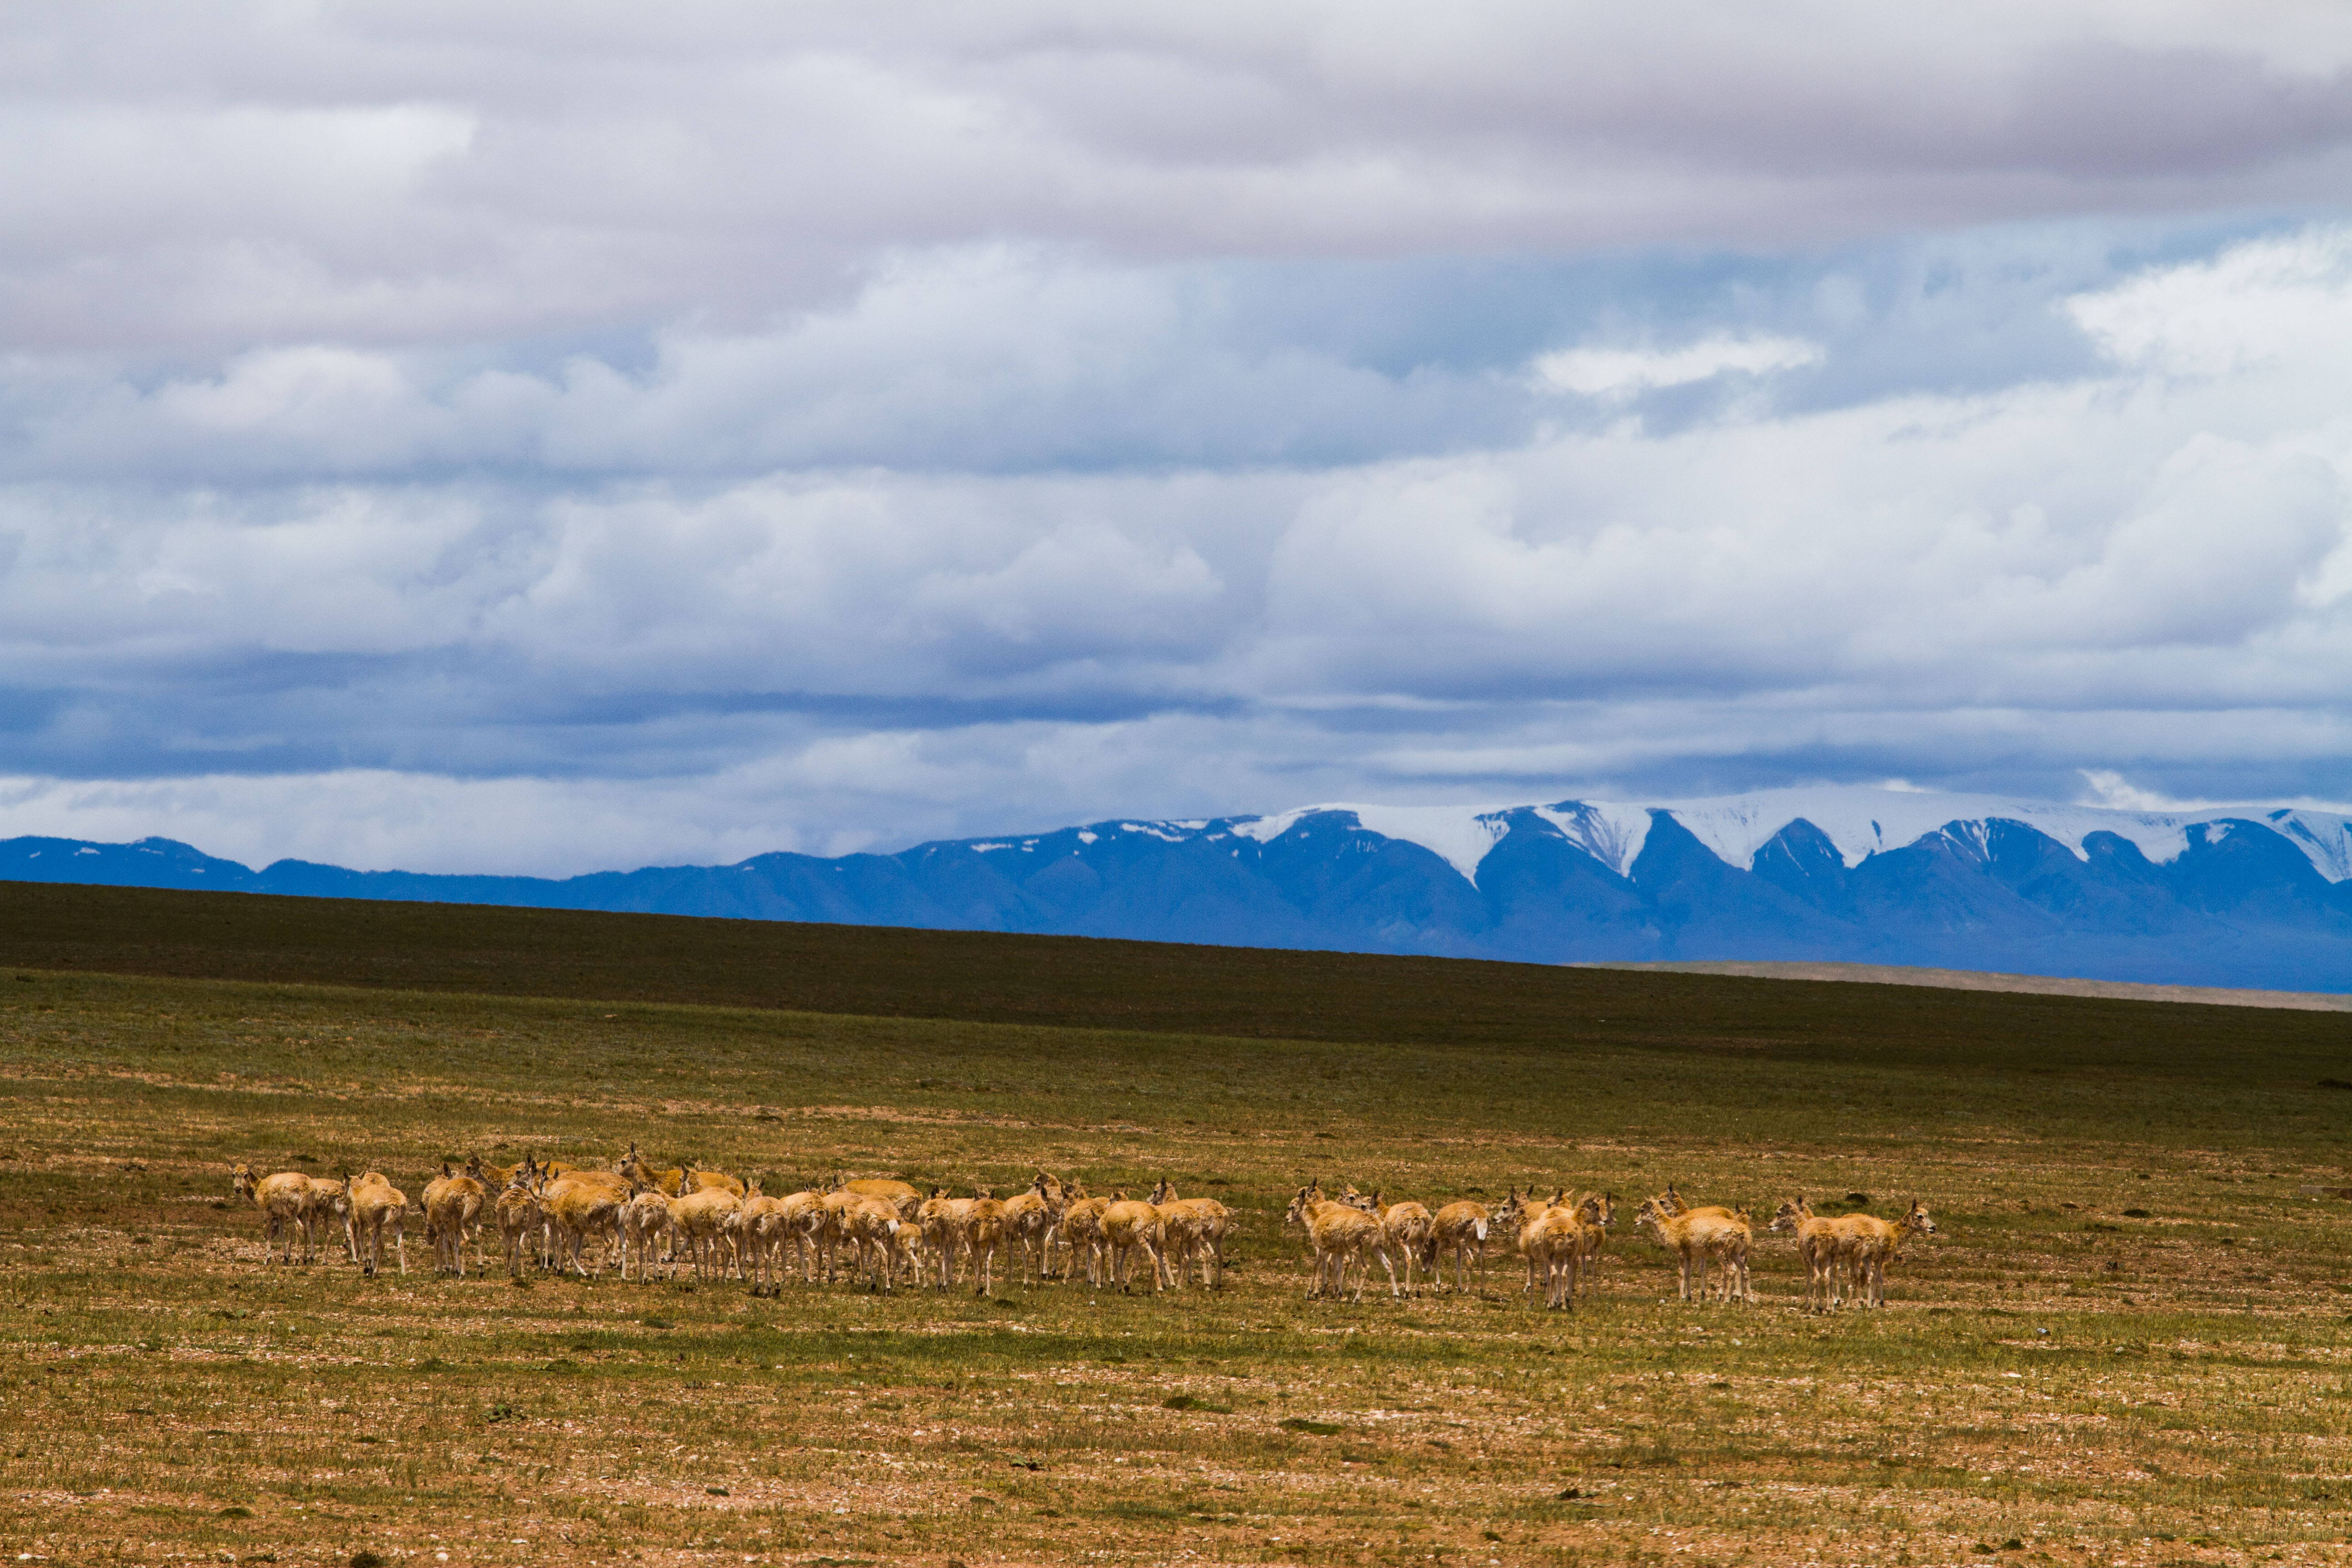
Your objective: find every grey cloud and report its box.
[10,5,2352,355]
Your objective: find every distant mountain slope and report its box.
[5,786,2349,991]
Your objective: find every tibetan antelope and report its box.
[618,1186,677,1281]
[1000,1173,1064,1287]
[542,1168,627,1277]
[245,1169,321,1264]
[668,1185,743,1282]
[835,1194,903,1291]
[1056,1186,1112,1286]
[1519,1194,1591,1310]
[495,1161,550,1277]
[1636,1194,1751,1303]
[1499,1187,1568,1297]
[1284,1183,1386,1302]
[1150,1180,1234,1290]
[915,1188,971,1289]
[1100,1192,1166,1294]
[1831,1200,1937,1308]
[423,1161,490,1277]
[1345,1189,1435,1298]
[835,1174,922,1207]
[766,1186,828,1284]
[1429,1197,1492,1292]
[1769,1196,1844,1310]
[617,1143,745,1198]
[343,1171,408,1278]
[731,1181,795,1291]
[964,1189,1009,1297]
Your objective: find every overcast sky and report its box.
[4,2,2351,873]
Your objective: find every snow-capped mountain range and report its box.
[1228,787,2352,884]
[6,785,2351,992]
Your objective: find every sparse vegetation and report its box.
[3,888,2351,1563]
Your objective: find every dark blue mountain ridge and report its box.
[3,786,2349,992]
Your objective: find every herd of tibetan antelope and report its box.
[226,1146,1939,1312]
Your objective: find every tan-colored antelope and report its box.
[343,1171,407,1278]
[667,1186,742,1282]
[1768,1196,1844,1309]
[495,1161,549,1278]
[999,1173,1063,1286]
[1830,1200,1937,1308]
[244,1168,318,1264]
[769,1186,829,1284]
[1499,1187,1567,1297]
[1429,1198,1491,1291]
[815,1187,882,1284]
[1656,1186,1752,1299]
[964,1189,1009,1297]
[1150,1179,1234,1290]
[618,1187,677,1281]
[542,1168,627,1277]
[308,1173,359,1264]
[1353,1190,1436,1298]
[730,1181,790,1290]
[1100,1192,1166,1294]
[835,1194,903,1291]
[422,1161,490,1277]
[1284,1183,1386,1302]
[1636,1194,1752,1303]
[1519,1194,1591,1309]
[1056,1187,1112,1286]
[836,1174,922,1206]
[915,1187,970,1289]
[617,1143,745,1198]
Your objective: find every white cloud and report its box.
[1529,334,1824,396]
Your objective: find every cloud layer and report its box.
[2,6,2349,871]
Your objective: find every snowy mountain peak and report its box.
[1225,785,2352,885]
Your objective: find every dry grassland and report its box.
[3,961,2351,1568]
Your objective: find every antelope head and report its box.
[1904,1200,1938,1236]
[230,1164,257,1203]
[1768,1198,1808,1233]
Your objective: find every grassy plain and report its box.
[3,889,2352,1567]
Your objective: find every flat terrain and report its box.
[4,886,2352,1567]
[1592,961,2352,1014]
